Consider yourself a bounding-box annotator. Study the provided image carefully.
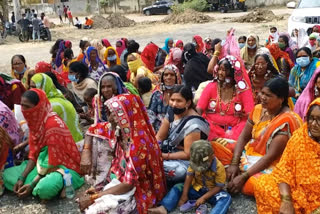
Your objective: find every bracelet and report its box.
[230,156,240,166]
[167,153,170,160]
[83,144,92,150]
[157,140,162,145]
[280,194,292,202]
[30,181,37,189]
[18,175,26,182]
[242,171,250,180]
[90,193,100,202]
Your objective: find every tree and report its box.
[0,0,9,21]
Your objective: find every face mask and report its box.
[270,32,277,38]
[172,107,186,115]
[278,43,286,49]
[68,74,79,83]
[164,85,174,90]
[192,42,197,47]
[14,67,27,75]
[107,55,117,61]
[296,56,310,67]
[247,44,257,49]
[309,40,316,46]
[128,59,142,73]
[239,43,245,49]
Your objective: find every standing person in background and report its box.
[17,14,31,42]
[63,5,68,22]
[40,13,51,41]
[57,6,63,23]
[11,12,15,24]
[67,8,74,26]
[31,14,41,42]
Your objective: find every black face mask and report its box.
[172,107,186,115]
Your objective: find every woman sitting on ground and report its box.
[3,89,83,200]
[68,61,98,102]
[157,85,210,184]
[289,47,320,102]
[255,98,320,213]
[79,94,166,213]
[240,34,260,70]
[76,39,90,61]
[80,72,128,188]
[83,46,108,82]
[30,73,83,143]
[148,64,181,132]
[226,77,302,196]
[11,55,31,89]
[103,46,121,68]
[197,56,254,150]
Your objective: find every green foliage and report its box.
[172,0,209,13]
[100,0,108,7]
[85,2,92,13]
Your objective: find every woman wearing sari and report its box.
[197,55,254,150]
[30,73,83,143]
[240,34,260,70]
[162,37,173,54]
[3,89,83,200]
[225,77,302,196]
[11,55,31,89]
[294,67,320,121]
[83,46,108,82]
[164,47,183,74]
[116,39,126,57]
[289,47,320,102]
[103,46,121,68]
[255,98,320,214]
[79,94,166,213]
[80,72,128,188]
[193,35,205,53]
[148,64,181,132]
[157,85,210,183]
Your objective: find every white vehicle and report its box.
[287,0,320,35]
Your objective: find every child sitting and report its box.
[80,88,97,125]
[137,77,152,107]
[148,140,231,214]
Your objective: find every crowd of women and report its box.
[0,24,320,214]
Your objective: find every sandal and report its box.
[180,200,197,212]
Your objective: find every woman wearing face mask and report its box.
[148,64,181,132]
[278,34,295,63]
[11,55,30,89]
[103,46,121,68]
[240,34,260,70]
[255,98,320,213]
[267,26,279,44]
[197,56,254,150]
[165,47,183,74]
[192,35,205,53]
[83,46,108,82]
[307,33,318,53]
[68,61,98,102]
[289,47,320,102]
[80,72,128,188]
[295,67,320,121]
[156,85,210,184]
[238,36,247,49]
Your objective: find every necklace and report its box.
[218,84,235,116]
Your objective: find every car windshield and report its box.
[298,0,320,8]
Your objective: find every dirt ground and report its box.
[0,7,291,74]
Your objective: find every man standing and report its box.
[11,12,15,24]
[32,14,41,42]
[57,6,63,23]
[63,5,68,22]
[67,8,74,26]
[41,13,51,41]
[17,14,31,41]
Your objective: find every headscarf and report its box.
[193,35,205,53]
[116,40,126,57]
[297,28,309,48]
[102,38,111,48]
[175,40,184,50]
[22,89,81,174]
[256,47,280,72]
[0,126,13,169]
[295,67,320,121]
[31,73,65,100]
[162,37,172,54]
[0,100,19,146]
[279,32,298,50]
[313,25,320,33]
[55,40,72,68]
[34,61,67,88]
[165,47,183,73]
[266,43,294,69]
[103,46,121,67]
[141,42,159,72]
[240,34,260,66]
[91,39,105,61]
[268,29,279,43]
[83,46,107,71]
[94,72,128,123]
[160,64,182,90]
[128,53,144,74]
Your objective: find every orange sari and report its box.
[212,104,302,195]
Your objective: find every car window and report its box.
[298,0,320,8]
[154,2,160,5]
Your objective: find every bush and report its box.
[172,0,209,13]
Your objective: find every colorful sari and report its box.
[0,73,26,110]
[295,67,320,121]
[116,39,126,57]
[255,99,320,213]
[11,68,31,89]
[141,42,159,72]
[162,37,172,54]
[103,46,121,67]
[289,57,320,99]
[87,94,166,213]
[34,61,68,87]
[31,73,83,143]
[193,35,205,53]
[3,89,83,200]
[83,46,108,82]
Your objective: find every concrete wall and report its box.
[246,0,290,7]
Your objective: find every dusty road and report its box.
[0,7,292,74]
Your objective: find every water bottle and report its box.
[63,169,75,199]
[225,126,233,139]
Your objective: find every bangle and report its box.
[18,175,26,182]
[83,144,91,150]
[90,193,99,202]
[230,156,240,166]
[167,153,170,160]
[280,194,292,202]
[30,181,37,189]
[242,171,250,180]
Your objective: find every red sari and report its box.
[22,89,81,174]
[88,94,166,213]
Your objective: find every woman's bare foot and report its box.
[148,206,167,214]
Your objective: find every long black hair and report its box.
[264,77,289,107]
[172,85,194,109]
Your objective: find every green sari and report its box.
[31,73,83,142]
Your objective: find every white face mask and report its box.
[270,32,277,38]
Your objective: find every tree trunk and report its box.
[13,0,22,22]
[1,0,9,21]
